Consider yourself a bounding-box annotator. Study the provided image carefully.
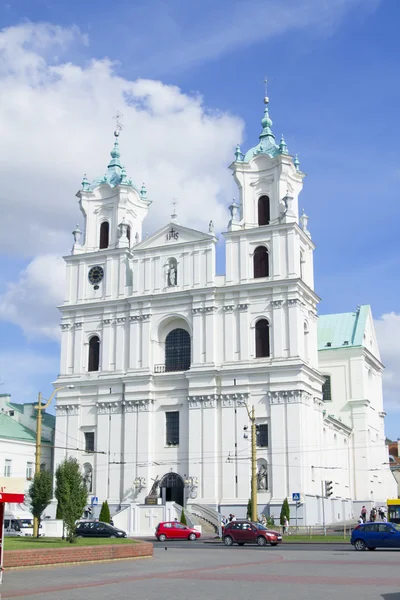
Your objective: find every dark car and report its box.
[222,520,282,547]
[75,521,127,538]
[351,522,400,550]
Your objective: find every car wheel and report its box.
[224,536,234,546]
[257,536,267,547]
[354,539,366,551]
[367,547,376,551]
[158,534,167,542]
[188,533,197,541]
[238,543,245,546]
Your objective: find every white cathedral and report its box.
[54,89,396,530]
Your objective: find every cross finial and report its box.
[264,77,269,105]
[113,111,124,137]
[171,197,179,223]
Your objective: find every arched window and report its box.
[258,195,270,226]
[99,221,109,249]
[253,246,269,278]
[88,335,100,371]
[127,225,131,244]
[255,319,270,358]
[165,328,191,372]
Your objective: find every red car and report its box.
[155,521,201,542]
[222,520,282,547]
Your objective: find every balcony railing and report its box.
[154,363,190,373]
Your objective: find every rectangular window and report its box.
[322,375,332,401]
[4,459,11,477]
[26,462,33,480]
[257,424,269,448]
[166,411,179,446]
[84,432,95,453]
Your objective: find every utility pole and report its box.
[251,405,257,522]
[33,385,74,537]
[33,392,43,538]
[243,403,258,522]
[321,480,326,536]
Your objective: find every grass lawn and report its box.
[4,536,137,551]
[283,535,350,543]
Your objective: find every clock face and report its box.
[88,265,104,285]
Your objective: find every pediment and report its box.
[134,222,216,251]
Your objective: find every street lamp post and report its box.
[243,404,257,522]
[33,385,74,537]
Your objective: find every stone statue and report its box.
[84,465,93,492]
[148,477,159,496]
[208,220,214,233]
[257,464,268,491]
[168,263,177,286]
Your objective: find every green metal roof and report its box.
[318,305,369,350]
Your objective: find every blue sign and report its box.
[292,493,300,501]
[91,496,99,506]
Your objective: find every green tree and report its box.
[280,497,290,526]
[28,470,53,537]
[180,508,187,525]
[246,498,252,520]
[99,500,111,523]
[55,457,88,543]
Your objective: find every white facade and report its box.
[54,93,395,527]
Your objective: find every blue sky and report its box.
[0,0,399,437]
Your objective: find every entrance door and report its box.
[159,473,185,506]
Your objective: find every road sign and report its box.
[292,492,300,501]
[91,496,99,506]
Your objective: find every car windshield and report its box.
[392,523,400,532]
[252,523,268,530]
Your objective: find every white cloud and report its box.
[0,255,65,339]
[0,22,244,258]
[375,312,400,413]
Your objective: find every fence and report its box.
[278,524,355,538]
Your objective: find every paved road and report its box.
[148,537,352,551]
[2,545,400,600]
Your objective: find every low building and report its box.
[0,394,55,506]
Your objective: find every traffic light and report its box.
[325,481,333,497]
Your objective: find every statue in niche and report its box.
[83,464,93,492]
[168,261,177,286]
[257,464,268,491]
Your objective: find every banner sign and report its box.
[0,477,25,504]
[0,502,4,585]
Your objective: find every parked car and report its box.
[75,521,127,538]
[351,522,400,550]
[222,520,282,547]
[155,522,201,541]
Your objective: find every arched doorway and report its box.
[159,472,185,506]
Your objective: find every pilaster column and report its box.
[223,305,235,362]
[271,231,281,278]
[287,299,301,357]
[115,317,126,371]
[60,324,71,375]
[73,321,84,373]
[205,306,216,363]
[238,304,249,361]
[118,256,126,297]
[287,229,299,277]
[101,318,112,371]
[140,314,151,369]
[271,300,284,358]
[192,309,203,364]
[129,316,140,370]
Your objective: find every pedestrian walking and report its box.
[283,516,289,535]
[361,506,367,523]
